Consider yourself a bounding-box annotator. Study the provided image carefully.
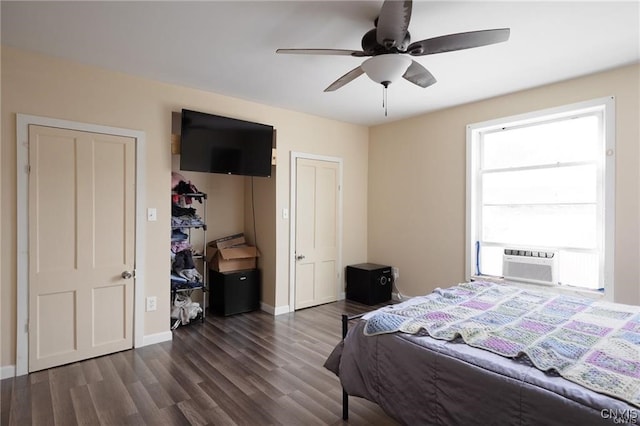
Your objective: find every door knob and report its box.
[121,271,133,279]
[296,254,306,260]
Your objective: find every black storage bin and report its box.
[209,269,260,316]
[346,263,393,305]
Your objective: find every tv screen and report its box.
[180,109,274,177]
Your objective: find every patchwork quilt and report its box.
[364,281,640,407]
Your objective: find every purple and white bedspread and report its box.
[363,281,640,407]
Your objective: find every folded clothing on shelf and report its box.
[172,179,204,204]
[170,276,203,291]
[176,268,202,283]
[171,215,205,228]
[171,240,192,254]
[171,229,189,241]
[172,204,196,217]
[171,293,202,326]
[172,249,203,283]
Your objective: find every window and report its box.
[466,97,615,296]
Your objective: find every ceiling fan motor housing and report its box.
[362,28,411,55]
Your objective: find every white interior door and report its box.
[28,125,135,372]
[294,158,340,309]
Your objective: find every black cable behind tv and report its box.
[180,109,274,178]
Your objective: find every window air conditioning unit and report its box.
[502,249,558,286]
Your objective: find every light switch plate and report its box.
[147,208,157,221]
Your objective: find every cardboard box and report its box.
[206,234,260,272]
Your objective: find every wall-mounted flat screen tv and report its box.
[180,109,274,177]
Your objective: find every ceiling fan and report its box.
[276,0,510,97]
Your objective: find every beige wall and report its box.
[1,46,369,369]
[369,64,640,304]
[4,43,634,373]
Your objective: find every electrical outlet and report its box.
[146,296,157,312]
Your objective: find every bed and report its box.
[324,281,639,425]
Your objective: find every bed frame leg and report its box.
[343,388,349,420]
[341,314,348,339]
[341,314,349,420]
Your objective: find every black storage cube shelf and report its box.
[209,269,260,316]
[346,263,393,305]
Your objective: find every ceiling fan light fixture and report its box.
[361,54,412,86]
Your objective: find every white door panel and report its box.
[28,125,135,372]
[294,158,339,309]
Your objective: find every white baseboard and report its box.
[273,304,291,316]
[260,302,291,316]
[3,333,172,378]
[259,302,273,315]
[140,331,173,347]
[1,365,16,379]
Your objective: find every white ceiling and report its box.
[2,1,639,126]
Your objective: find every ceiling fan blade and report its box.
[376,0,412,48]
[324,66,365,92]
[276,48,368,57]
[403,60,437,88]
[407,28,510,56]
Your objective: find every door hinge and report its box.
[25,321,29,334]
[25,165,31,174]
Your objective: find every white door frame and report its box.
[288,152,344,312]
[16,114,147,376]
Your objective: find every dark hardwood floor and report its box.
[1,300,397,425]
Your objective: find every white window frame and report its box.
[465,97,615,299]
